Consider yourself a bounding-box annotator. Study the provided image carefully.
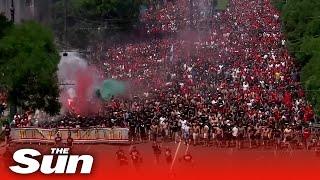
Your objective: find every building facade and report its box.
[0,0,53,24]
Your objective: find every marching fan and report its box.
[67,132,74,150]
[164,147,173,165]
[54,131,62,147]
[129,146,143,170]
[179,151,194,168]
[152,141,162,164]
[4,123,11,145]
[116,147,128,166]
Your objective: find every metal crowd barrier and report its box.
[10,127,129,144]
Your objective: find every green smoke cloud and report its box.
[98,79,126,100]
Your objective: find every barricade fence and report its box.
[10,127,129,144]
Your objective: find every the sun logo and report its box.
[9,148,94,174]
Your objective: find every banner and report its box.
[10,127,129,143]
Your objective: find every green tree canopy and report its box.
[282,0,320,65]
[52,0,145,49]
[279,0,320,114]
[301,52,320,115]
[0,21,61,115]
[0,14,13,39]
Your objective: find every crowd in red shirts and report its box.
[15,0,319,149]
[141,0,211,34]
[97,0,315,124]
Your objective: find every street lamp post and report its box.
[10,0,15,22]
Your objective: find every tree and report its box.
[271,0,286,11]
[51,0,145,49]
[0,14,12,39]
[282,0,320,65]
[301,52,320,115]
[0,21,61,116]
[280,0,320,115]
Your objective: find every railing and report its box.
[10,127,129,144]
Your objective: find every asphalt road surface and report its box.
[1,142,320,180]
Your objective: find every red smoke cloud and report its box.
[66,66,103,115]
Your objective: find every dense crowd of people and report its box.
[9,0,320,150]
[141,0,212,34]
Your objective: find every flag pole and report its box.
[170,141,181,172]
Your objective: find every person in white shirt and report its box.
[180,119,187,130]
[283,126,292,143]
[160,116,166,125]
[232,125,239,138]
[203,124,209,146]
[183,124,190,145]
[231,125,239,148]
[243,81,249,91]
